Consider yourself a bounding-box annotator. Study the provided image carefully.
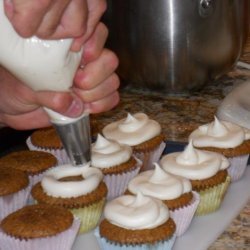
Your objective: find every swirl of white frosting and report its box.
[189,116,245,148]
[91,134,132,168]
[160,141,229,180]
[41,163,103,198]
[102,113,161,146]
[128,163,191,200]
[104,192,169,230]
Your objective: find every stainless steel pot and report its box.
[104,0,250,94]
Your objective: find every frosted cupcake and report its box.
[0,204,80,250]
[91,134,141,200]
[31,163,107,233]
[0,167,30,221]
[102,113,166,171]
[160,141,231,215]
[127,163,199,236]
[189,116,250,182]
[26,126,70,164]
[96,193,176,250]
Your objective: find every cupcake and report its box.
[0,167,30,221]
[127,163,199,236]
[96,193,176,250]
[160,140,231,215]
[91,134,141,200]
[0,150,58,187]
[102,112,166,171]
[0,204,80,250]
[189,116,250,182]
[26,126,70,164]
[31,163,107,234]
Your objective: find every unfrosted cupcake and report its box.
[102,113,166,171]
[0,167,30,221]
[96,193,176,250]
[0,150,58,187]
[26,126,70,164]
[31,163,107,234]
[189,116,250,182]
[0,204,80,250]
[91,134,141,200]
[127,163,199,236]
[160,140,231,215]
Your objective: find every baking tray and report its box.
[72,141,250,250]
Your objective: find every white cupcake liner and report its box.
[228,154,249,182]
[0,217,80,250]
[0,185,32,222]
[26,137,70,165]
[104,157,142,200]
[134,141,166,171]
[95,228,176,250]
[170,191,200,237]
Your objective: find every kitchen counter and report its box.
[93,66,250,250]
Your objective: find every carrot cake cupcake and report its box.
[102,112,166,171]
[31,163,107,233]
[0,167,30,221]
[91,134,141,200]
[0,150,58,186]
[26,126,70,164]
[0,204,80,250]
[189,116,250,181]
[127,163,200,236]
[96,193,176,250]
[160,140,231,215]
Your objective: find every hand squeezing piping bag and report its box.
[0,3,91,165]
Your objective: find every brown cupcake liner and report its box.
[0,217,80,250]
[227,154,249,182]
[134,141,166,171]
[26,137,70,165]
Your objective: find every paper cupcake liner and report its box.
[104,158,142,200]
[26,137,70,165]
[70,198,106,234]
[134,141,166,172]
[0,185,31,221]
[228,154,249,182]
[195,175,231,216]
[170,191,200,237]
[95,228,176,250]
[0,217,80,250]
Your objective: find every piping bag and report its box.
[0,3,91,165]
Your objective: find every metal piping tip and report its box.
[52,114,91,166]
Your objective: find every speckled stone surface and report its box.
[93,66,250,250]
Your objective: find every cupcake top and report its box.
[0,150,57,176]
[0,204,73,239]
[128,163,191,200]
[91,134,132,169]
[102,113,161,146]
[160,140,229,180]
[189,116,246,148]
[41,163,103,198]
[0,167,29,196]
[104,192,169,230]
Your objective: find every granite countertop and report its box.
[93,66,250,249]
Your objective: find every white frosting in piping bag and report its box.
[189,116,245,148]
[160,140,229,180]
[41,163,103,198]
[128,163,191,200]
[91,134,132,169]
[104,192,169,230]
[102,113,161,146]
